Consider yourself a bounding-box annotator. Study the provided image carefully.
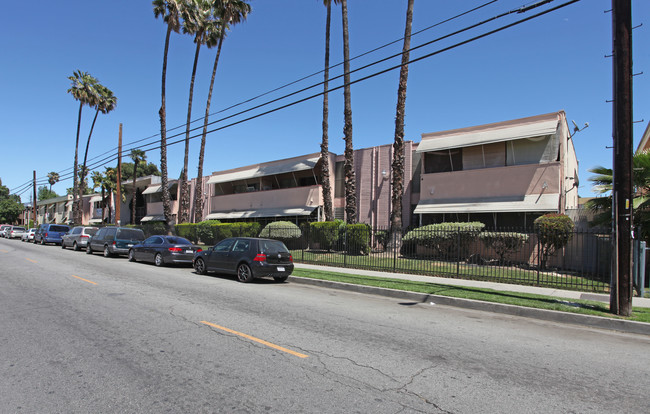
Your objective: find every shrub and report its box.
[175,223,198,243]
[197,220,220,245]
[401,222,486,259]
[345,224,371,255]
[309,220,344,251]
[534,214,574,269]
[259,221,302,249]
[479,231,529,264]
[374,230,390,250]
[130,221,168,237]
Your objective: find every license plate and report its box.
[186,250,193,254]
[127,244,133,247]
[277,266,285,272]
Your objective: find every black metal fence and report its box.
[262,225,612,293]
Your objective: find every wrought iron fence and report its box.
[261,225,612,293]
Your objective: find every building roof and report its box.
[417,111,564,153]
[635,121,650,154]
[207,154,320,185]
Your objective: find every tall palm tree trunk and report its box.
[131,159,140,225]
[193,32,225,223]
[341,0,356,224]
[320,2,334,222]
[72,102,83,225]
[179,38,202,224]
[390,0,414,235]
[159,24,173,231]
[79,108,100,208]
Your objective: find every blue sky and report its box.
[1,0,649,202]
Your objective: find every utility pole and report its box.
[116,123,123,226]
[611,0,633,316]
[32,170,37,225]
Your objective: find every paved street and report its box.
[1,237,649,413]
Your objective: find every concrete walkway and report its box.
[294,262,650,308]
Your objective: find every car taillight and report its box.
[112,241,116,245]
[196,248,202,252]
[44,232,48,238]
[81,235,88,239]
[168,247,183,252]
[254,253,266,262]
[289,254,293,262]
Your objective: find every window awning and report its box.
[140,215,166,222]
[89,195,102,203]
[413,194,560,214]
[143,181,176,195]
[205,206,317,220]
[88,218,103,224]
[417,119,559,153]
[207,156,320,185]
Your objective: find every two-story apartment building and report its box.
[412,111,578,229]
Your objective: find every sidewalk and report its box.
[294,263,650,308]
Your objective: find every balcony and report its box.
[209,185,322,213]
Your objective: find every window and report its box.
[423,149,463,173]
[232,240,250,252]
[214,239,235,252]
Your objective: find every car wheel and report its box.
[128,249,136,262]
[237,263,253,283]
[103,245,112,258]
[154,253,164,267]
[73,242,80,252]
[41,239,45,245]
[273,276,289,283]
[61,241,66,249]
[194,258,206,275]
[86,245,93,255]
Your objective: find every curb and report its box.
[289,276,650,336]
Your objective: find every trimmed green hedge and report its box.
[309,220,345,251]
[401,222,486,259]
[534,214,574,269]
[259,221,303,249]
[175,223,198,243]
[479,231,529,263]
[345,224,371,255]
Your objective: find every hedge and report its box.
[345,224,371,255]
[534,214,574,269]
[401,222,486,259]
[259,221,303,249]
[309,220,345,251]
[175,223,198,244]
[478,231,529,264]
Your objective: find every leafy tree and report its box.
[68,70,100,225]
[319,0,340,222]
[193,0,251,222]
[38,186,58,201]
[390,0,414,234]
[119,162,161,181]
[153,0,184,230]
[534,214,574,270]
[0,179,23,224]
[341,0,356,223]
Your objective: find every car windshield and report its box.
[116,229,145,241]
[50,225,69,232]
[259,240,289,253]
[166,237,191,245]
[14,227,25,231]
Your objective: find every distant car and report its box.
[128,235,202,267]
[34,223,70,245]
[193,237,294,283]
[7,226,26,239]
[0,225,12,238]
[21,228,37,242]
[61,226,98,251]
[87,227,146,257]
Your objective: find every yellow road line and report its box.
[0,249,8,253]
[71,275,97,285]
[200,321,308,359]
[25,258,37,263]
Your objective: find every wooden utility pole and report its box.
[32,170,37,225]
[116,123,123,226]
[611,0,633,316]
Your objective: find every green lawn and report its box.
[292,268,650,323]
[290,250,610,293]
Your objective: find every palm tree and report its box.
[153,0,184,230]
[390,0,414,236]
[319,0,340,222]
[178,0,215,223]
[47,172,60,192]
[104,167,118,224]
[91,171,106,222]
[79,83,117,209]
[130,149,147,225]
[192,0,251,222]
[341,0,356,224]
[68,70,99,225]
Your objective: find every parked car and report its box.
[34,223,70,245]
[128,235,202,267]
[0,225,12,238]
[87,227,146,257]
[7,226,26,239]
[21,228,37,242]
[61,226,98,251]
[193,237,293,283]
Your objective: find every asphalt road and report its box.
[1,237,649,414]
